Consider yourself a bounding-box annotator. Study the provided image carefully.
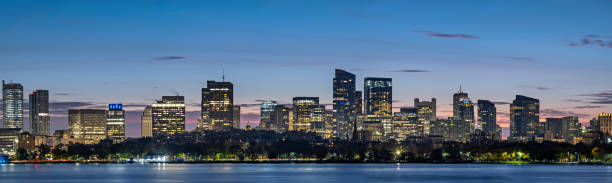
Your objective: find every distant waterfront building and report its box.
[29,90,50,136]
[200,80,234,130]
[510,95,540,141]
[562,116,581,142]
[0,128,20,155]
[106,104,126,143]
[292,97,325,136]
[392,107,420,140]
[233,105,241,129]
[545,118,563,141]
[272,105,290,132]
[415,98,436,135]
[152,96,185,136]
[452,87,474,142]
[598,113,612,135]
[141,106,153,137]
[2,81,24,129]
[333,69,357,140]
[477,100,497,138]
[260,101,277,129]
[68,109,107,144]
[364,77,392,139]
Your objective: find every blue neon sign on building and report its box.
[109,104,123,110]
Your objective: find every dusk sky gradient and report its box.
[1,0,611,138]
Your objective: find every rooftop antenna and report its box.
[222,65,225,82]
[459,84,463,93]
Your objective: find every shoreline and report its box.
[8,160,611,165]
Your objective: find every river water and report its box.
[1,163,611,182]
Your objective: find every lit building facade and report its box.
[597,113,612,135]
[562,116,581,142]
[0,128,20,155]
[200,81,234,130]
[152,96,185,136]
[29,90,50,136]
[545,118,563,140]
[292,97,325,136]
[364,77,392,139]
[2,81,24,129]
[68,109,107,144]
[477,100,497,138]
[272,105,290,132]
[452,88,474,142]
[141,106,153,137]
[392,107,421,140]
[106,104,126,143]
[510,95,540,141]
[415,98,436,135]
[260,101,277,129]
[333,69,357,140]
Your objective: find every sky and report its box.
[1,0,611,138]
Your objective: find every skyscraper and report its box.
[477,100,497,137]
[510,95,540,141]
[29,90,49,136]
[141,106,153,137]
[2,81,23,129]
[152,96,185,136]
[415,98,436,135]
[392,107,420,140]
[589,117,600,132]
[292,97,325,136]
[68,109,107,144]
[272,105,290,132]
[106,104,125,143]
[200,80,234,131]
[452,88,474,142]
[364,77,392,139]
[233,105,241,129]
[545,118,563,140]
[333,69,357,140]
[562,116,581,142]
[260,101,277,129]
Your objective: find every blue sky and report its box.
[1,0,611,137]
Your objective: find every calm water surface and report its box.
[1,163,611,182]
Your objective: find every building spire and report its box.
[459,84,462,93]
[222,65,225,82]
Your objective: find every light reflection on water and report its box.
[1,163,611,183]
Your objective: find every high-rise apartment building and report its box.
[510,95,540,141]
[106,104,125,143]
[477,100,496,137]
[152,96,185,136]
[2,81,23,129]
[141,106,153,137]
[68,109,107,144]
[200,80,234,130]
[29,90,49,136]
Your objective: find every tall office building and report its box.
[414,98,436,135]
[589,118,600,132]
[106,104,125,143]
[152,96,185,136]
[333,69,357,140]
[477,100,497,137]
[599,113,612,135]
[452,88,474,142]
[562,116,581,142]
[510,95,540,141]
[141,106,153,137]
[272,105,290,132]
[292,97,325,136]
[364,77,392,139]
[392,107,420,140]
[232,105,241,129]
[260,101,277,129]
[545,118,563,140]
[200,80,234,130]
[2,81,23,129]
[68,109,107,144]
[29,90,50,136]
[354,91,363,114]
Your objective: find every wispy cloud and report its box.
[541,108,590,118]
[519,85,551,91]
[411,30,478,39]
[499,56,536,62]
[574,105,604,109]
[579,90,612,104]
[567,35,612,48]
[391,69,430,73]
[55,93,74,96]
[154,56,186,61]
[167,12,203,17]
[492,101,511,105]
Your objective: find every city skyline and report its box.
[1,0,612,138]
